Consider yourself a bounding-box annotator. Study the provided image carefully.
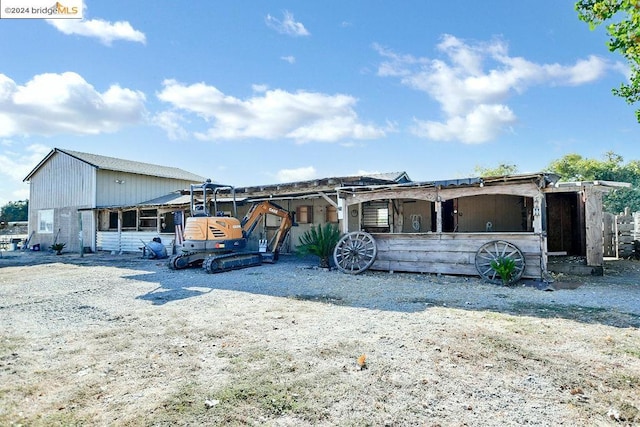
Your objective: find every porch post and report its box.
[584,186,604,272]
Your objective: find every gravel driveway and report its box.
[1,250,639,425]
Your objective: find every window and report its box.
[37,209,54,233]
[122,210,137,229]
[109,212,118,229]
[325,205,338,223]
[362,201,389,232]
[139,209,158,230]
[296,206,314,224]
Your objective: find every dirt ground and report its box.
[0,250,639,426]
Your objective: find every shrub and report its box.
[296,223,341,268]
[490,256,516,286]
[50,242,66,255]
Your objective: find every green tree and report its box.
[576,0,640,121]
[0,200,28,224]
[546,152,640,213]
[474,163,519,177]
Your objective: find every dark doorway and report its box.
[442,199,456,232]
[546,193,585,255]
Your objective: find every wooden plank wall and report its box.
[369,232,543,279]
[616,211,634,258]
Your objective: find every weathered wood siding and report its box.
[369,232,543,279]
[457,195,529,232]
[400,200,432,232]
[615,211,635,258]
[584,187,604,266]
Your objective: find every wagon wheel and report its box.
[333,231,377,274]
[475,240,525,285]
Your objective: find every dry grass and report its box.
[0,254,639,425]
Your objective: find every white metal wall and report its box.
[29,152,96,210]
[97,231,174,253]
[96,170,197,207]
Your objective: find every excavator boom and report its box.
[240,200,294,260]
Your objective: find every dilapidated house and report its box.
[335,173,630,279]
[93,172,411,254]
[24,148,631,280]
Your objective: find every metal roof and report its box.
[96,191,247,210]
[336,172,563,195]
[24,148,206,182]
[232,171,411,197]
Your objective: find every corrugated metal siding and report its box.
[97,231,174,253]
[26,152,97,251]
[96,170,196,207]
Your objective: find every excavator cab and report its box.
[181,180,245,252]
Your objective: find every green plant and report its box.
[50,242,66,255]
[296,223,341,268]
[490,256,516,285]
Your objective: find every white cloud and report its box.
[412,104,516,144]
[156,80,385,143]
[0,72,146,138]
[355,169,380,175]
[375,35,613,143]
[0,143,51,204]
[265,11,310,37]
[276,166,316,182]
[542,55,609,85]
[281,55,296,64]
[48,18,145,45]
[152,111,189,140]
[252,84,269,93]
[0,143,49,181]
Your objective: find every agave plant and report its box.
[490,256,517,286]
[296,223,341,268]
[50,242,66,255]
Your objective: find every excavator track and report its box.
[202,252,263,274]
[167,251,205,270]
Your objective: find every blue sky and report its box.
[1,0,639,206]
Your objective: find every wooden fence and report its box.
[603,209,636,258]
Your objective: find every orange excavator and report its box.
[168,179,294,273]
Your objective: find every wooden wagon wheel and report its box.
[475,240,525,285]
[333,231,377,274]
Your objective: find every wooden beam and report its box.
[317,191,338,208]
[584,186,604,269]
[341,182,541,204]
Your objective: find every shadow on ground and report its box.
[129,255,640,329]
[3,251,639,328]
